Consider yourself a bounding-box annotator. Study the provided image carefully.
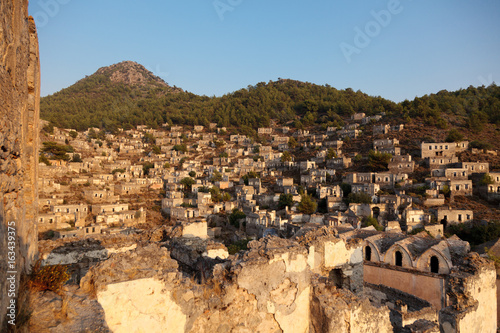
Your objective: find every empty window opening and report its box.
[430,256,439,273]
[395,251,403,267]
[365,246,372,261]
[330,268,343,288]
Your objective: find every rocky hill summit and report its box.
[94,61,180,91]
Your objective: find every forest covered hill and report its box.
[41,61,500,137]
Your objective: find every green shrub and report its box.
[470,140,492,150]
[347,192,372,204]
[227,239,251,255]
[142,162,155,176]
[298,194,317,215]
[229,209,246,228]
[281,151,292,162]
[440,185,450,196]
[173,144,187,152]
[39,153,51,166]
[340,183,352,197]
[368,150,391,171]
[445,129,463,142]
[71,153,82,162]
[278,193,294,210]
[446,221,500,246]
[480,174,495,186]
[362,216,383,231]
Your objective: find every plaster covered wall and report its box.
[324,240,363,268]
[182,220,208,239]
[459,267,497,333]
[497,279,500,328]
[97,278,187,333]
[236,250,311,333]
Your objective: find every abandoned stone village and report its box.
[1,1,500,332]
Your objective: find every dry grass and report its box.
[201,277,224,301]
[28,260,70,294]
[125,269,139,280]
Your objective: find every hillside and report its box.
[40,61,402,132]
[40,61,183,131]
[41,61,500,140]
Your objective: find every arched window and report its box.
[430,256,439,273]
[365,246,372,261]
[395,251,403,267]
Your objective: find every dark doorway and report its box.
[365,246,372,261]
[395,251,403,267]
[430,256,439,273]
[440,216,448,229]
[330,268,343,288]
[372,207,380,219]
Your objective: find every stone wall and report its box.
[439,254,497,333]
[311,277,393,333]
[364,263,446,309]
[33,226,497,332]
[81,239,393,333]
[0,0,40,328]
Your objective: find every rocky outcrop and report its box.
[29,285,110,333]
[0,0,40,329]
[95,60,182,92]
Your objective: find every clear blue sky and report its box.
[29,0,500,102]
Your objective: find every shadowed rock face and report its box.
[0,0,40,329]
